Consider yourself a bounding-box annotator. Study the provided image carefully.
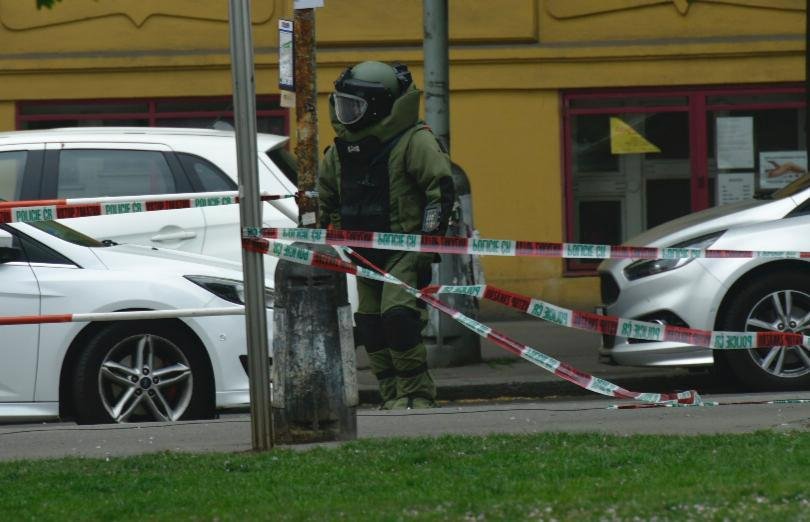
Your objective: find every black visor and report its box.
[333,72,395,129]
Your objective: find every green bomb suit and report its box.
[317,74,454,409]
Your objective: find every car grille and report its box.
[600,273,619,305]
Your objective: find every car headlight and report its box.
[185,275,274,308]
[623,232,724,281]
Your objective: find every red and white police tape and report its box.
[0,191,313,224]
[422,284,810,350]
[242,237,704,407]
[245,226,810,261]
[0,307,244,326]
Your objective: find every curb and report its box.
[358,371,724,405]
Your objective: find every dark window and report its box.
[266,148,298,185]
[646,179,692,228]
[0,224,77,265]
[17,97,288,136]
[0,151,28,201]
[644,112,689,160]
[177,153,237,192]
[573,115,618,173]
[18,234,75,265]
[786,197,810,217]
[56,149,175,198]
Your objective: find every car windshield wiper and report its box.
[101,239,119,247]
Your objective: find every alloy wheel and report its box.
[744,289,810,379]
[97,333,194,422]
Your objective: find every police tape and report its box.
[608,398,810,409]
[245,226,810,261]
[242,237,703,406]
[0,191,313,224]
[0,307,244,326]
[423,284,810,350]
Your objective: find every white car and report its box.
[598,174,810,389]
[0,126,296,272]
[0,219,272,424]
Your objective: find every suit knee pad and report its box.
[354,313,384,352]
[382,306,422,351]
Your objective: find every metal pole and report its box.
[423,0,482,368]
[423,0,450,152]
[294,8,319,227]
[424,0,450,351]
[229,0,273,451]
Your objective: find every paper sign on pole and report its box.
[609,117,661,155]
[278,20,294,91]
[278,19,295,108]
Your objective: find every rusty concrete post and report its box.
[272,6,357,443]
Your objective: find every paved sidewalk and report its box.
[356,319,709,405]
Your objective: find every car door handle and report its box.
[150,231,197,242]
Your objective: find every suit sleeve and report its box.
[406,129,455,234]
[316,147,341,229]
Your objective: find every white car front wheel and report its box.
[72,321,214,424]
[719,271,810,390]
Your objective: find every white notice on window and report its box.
[716,117,754,169]
[759,151,807,190]
[717,172,754,206]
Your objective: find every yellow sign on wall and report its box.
[610,117,661,154]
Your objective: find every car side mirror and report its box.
[0,230,21,263]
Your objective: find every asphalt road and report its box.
[2,391,810,461]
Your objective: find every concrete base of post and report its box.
[271,243,357,444]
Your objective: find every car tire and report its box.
[718,271,810,391]
[72,321,214,424]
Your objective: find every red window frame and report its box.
[15,96,289,135]
[562,83,806,276]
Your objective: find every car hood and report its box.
[623,197,795,247]
[90,244,250,281]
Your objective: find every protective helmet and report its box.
[331,61,413,131]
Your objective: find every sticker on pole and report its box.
[294,0,323,8]
[279,19,294,92]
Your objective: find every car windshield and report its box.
[771,173,810,199]
[27,220,105,248]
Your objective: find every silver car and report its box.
[598,174,810,389]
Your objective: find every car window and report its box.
[0,151,27,201]
[266,147,297,186]
[786,197,810,218]
[18,233,75,265]
[177,153,237,192]
[0,224,75,265]
[27,220,105,248]
[57,149,176,198]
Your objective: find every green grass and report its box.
[3,432,810,521]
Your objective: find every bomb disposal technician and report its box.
[317,61,455,409]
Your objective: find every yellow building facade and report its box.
[0,0,805,313]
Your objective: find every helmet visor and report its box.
[333,92,368,125]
